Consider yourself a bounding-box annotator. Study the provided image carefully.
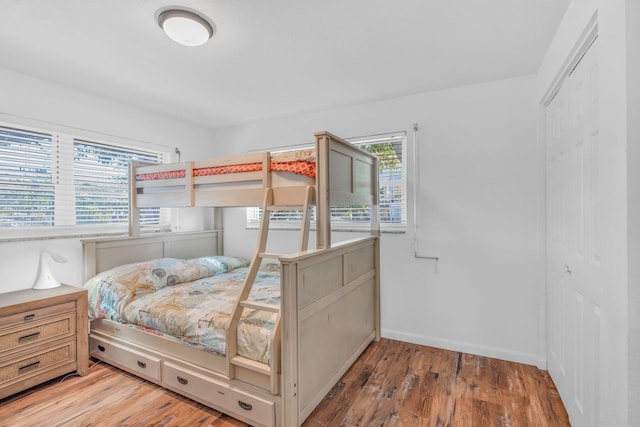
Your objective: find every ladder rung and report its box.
[239,300,280,313]
[230,355,271,375]
[258,252,282,259]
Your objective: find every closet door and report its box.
[546,38,600,427]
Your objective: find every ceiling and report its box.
[0,0,570,129]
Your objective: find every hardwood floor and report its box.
[305,340,569,426]
[0,339,569,426]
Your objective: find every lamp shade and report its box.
[158,9,215,47]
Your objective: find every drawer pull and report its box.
[238,401,253,411]
[18,361,40,374]
[18,332,41,343]
[177,376,188,385]
[97,345,106,352]
[137,361,147,369]
[24,314,36,321]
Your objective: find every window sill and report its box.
[245,223,406,233]
[0,225,171,243]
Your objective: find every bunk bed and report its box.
[81,131,380,427]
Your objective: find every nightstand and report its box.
[0,284,88,399]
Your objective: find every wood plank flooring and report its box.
[0,339,570,426]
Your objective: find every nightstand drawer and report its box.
[0,301,75,328]
[0,313,76,356]
[0,340,76,386]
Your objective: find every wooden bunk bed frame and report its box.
[82,131,380,427]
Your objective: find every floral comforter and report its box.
[83,256,280,364]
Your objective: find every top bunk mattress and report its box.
[135,149,316,181]
[83,256,280,364]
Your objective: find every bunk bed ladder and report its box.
[226,185,314,394]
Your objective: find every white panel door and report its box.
[546,38,600,427]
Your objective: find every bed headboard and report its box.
[82,230,222,282]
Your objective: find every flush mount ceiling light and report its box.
[157,8,215,47]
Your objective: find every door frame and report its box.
[538,13,599,371]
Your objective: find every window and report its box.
[0,126,55,227]
[246,132,407,232]
[0,122,169,238]
[73,139,164,227]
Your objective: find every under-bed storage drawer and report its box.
[163,362,274,427]
[89,335,161,381]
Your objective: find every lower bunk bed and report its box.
[82,230,380,427]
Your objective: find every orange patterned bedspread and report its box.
[136,160,316,181]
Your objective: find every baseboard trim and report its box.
[381,328,547,369]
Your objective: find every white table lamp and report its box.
[33,251,68,290]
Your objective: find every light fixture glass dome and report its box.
[158,9,215,47]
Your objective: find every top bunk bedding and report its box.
[83,256,280,364]
[135,149,317,181]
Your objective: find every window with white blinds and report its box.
[0,122,169,238]
[0,126,56,227]
[246,132,407,232]
[73,139,164,227]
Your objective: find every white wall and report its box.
[537,0,637,424]
[626,0,640,424]
[212,75,545,366]
[0,67,213,293]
